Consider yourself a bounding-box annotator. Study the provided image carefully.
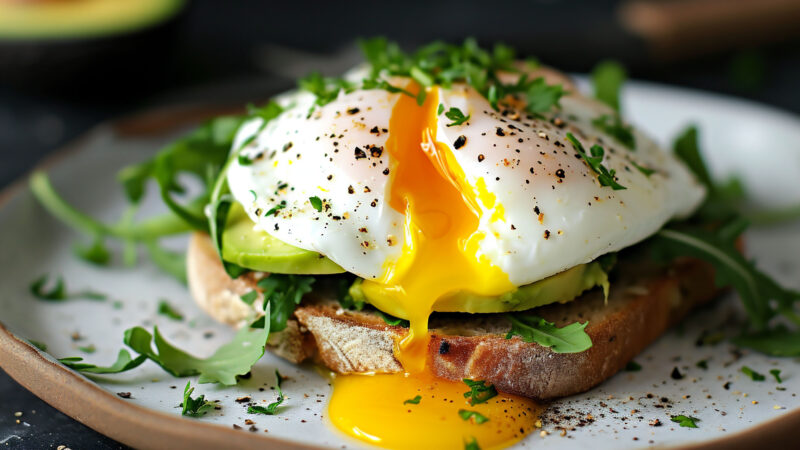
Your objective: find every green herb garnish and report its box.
[671,415,699,428]
[741,366,765,381]
[309,196,323,212]
[376,310,410,327]
[465,437,481,450]
[59,349,147,374]
[462,379,498,405]
[444,107,470,126]
[696,359,709,370]
[565,132,626,190]
[625,361,642,372]
[591,60,626,112]
[158,300,184,321]
[240,290,259,305]
[78,344,96,354]
[404,395,422,405]
[248,370,285,415]
[591,114,636,150]
[182,382,217,417]
[504,313,592,353]
[458,409,489,424]
[770,369,782,383]
[29,274,106,302]
[247,275,314,333]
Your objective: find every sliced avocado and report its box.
[0,0,185,39]
[221,203,344,275]
[351,262,609,318]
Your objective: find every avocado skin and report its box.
[0,1,186,95]
[221,203,345,275]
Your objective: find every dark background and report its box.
[1,0,799,448]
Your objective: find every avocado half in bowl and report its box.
[0,0,186,94]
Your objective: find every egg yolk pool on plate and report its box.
[328,83,535,449]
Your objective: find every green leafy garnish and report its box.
[732,327,800,356]
[59,349,147,374]
[248,275,315,333]
[444,107,470,126]
[375,310,410,327]
[625,361,642,372]
[158,300,184,321]
[671,415,699,428]
[696,359,709,370]
[631,160,655,177]
[240,290,259,305]
[465,437,481,450]
[770,369,782,383]
[73,237,111,266]
[247,370,285,415]
[309,196,323,212]
[404,395,421,405]
[437,104,445,115]
[524,77,565,113]
[462,379,498,405]
[591,60,626,112]
[565,132,626,190]
[78,344,96,354]
[458,409,489,424]
[29,274,106,302]
[741,366,765,381]
[504,313,592,353]
[591,114,636,150]
[182,382,217,417]
[144,241,187,284]
[123,306,270,385]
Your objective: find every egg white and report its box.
[227,67,705,286]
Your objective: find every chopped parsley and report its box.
[157,300,184,321]
[631,160,655,177]
[404,395,422,405]
[73,237,111,266]
[671,415,699,428]
[78,344,96,354]
[444,107,471,126]
[248,370,285,415]
[458,409,489,424]
[770,369,782,383]
[29,274,107,302]
[264,201,287,217]
[504,313,592,353]
[437,104,445,115]
[465,437,481,450]
[309,196,323,212]
[462,379,498,405]
[741,366,765,381]
[247,275,314,333]
[565,132,627,190]
[182,382,217,417]
[591,60,626,112]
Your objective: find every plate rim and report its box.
[1,89,798,450]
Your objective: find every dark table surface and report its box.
[2,1,799,448]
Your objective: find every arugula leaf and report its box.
[741,366,765,381]
[248,370,285,415]
[458,409,489,424]
[144,240,187,284]
[631,160,655,177]
[770,369,782,383]
[78,344,96,354]
[299,72,355,108]
[158,300,184,321]
[59,349,147,374]
[673,126,713,189]
[74,237,111,266]
[123,306,270,385]
[30,274,107,302]
[733,327,800,356]
[524,77,565,114]
[462,379,498,405]
[240,290,259,305]
[404,395,422,405]
[465,438,481,450]
[182,382,217,417]
[504,313,592,353]
[336,276,364,311]
[565,133,626,190]
[591,114,636,150]
[253,275,315,333]
[591,60,626,112]
[651,228,800,330]
[671,415,699,428]
[444,107,471,126]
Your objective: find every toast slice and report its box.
[187,232,719,400]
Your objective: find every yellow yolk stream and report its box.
[360,83,515,372]
[328,371,541,450]
[329,84,535,449]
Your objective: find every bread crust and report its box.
[187,232,719,400]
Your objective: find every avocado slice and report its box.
[221,202,345,275]
[351,262,609,318]
[0,0,185,39]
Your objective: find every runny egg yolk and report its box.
[329,84,532,449]
[360,82,515,372]
[328,371,540,450]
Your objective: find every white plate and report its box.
[1,80,799,450]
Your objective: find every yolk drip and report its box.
[360,83,515,372]
[328,371,540,450]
